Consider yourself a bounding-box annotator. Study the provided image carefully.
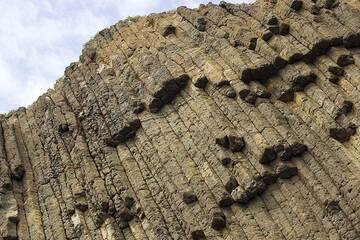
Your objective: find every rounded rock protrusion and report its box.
[218,192,235,207]
[337,55,354,67]
[328,66,344,76]
[194,76,208,89]
[191,229,206,240]
[228,135,245,153]
[119,207,135,222]
[133,101,145,114]
[260,171,278,185]
[259,147,277,164]
[329,127,352,143]
[221,157,232,166]
[248,37,258,50]
[276,164,298,179]
[279,23,290,35]
[211,212,226,231]
[58,123,70,134]
[262,30,274,42]
[216,136,229,148]
[225,176,239,193]
[290,0,303,11]
[289,142,308,157]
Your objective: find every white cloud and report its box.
[0,0,249,113]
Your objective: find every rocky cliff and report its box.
[1,0,360,239]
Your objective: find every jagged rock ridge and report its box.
[1,0,360,239]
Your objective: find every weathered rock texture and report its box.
[1,0,360,239]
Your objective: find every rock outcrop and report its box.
[1,0,360,239]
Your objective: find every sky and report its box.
[0,0,249,113]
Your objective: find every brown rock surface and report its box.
[1,0,360,239]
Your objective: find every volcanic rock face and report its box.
[1,0,360,239]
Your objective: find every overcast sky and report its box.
[0,0,249,113]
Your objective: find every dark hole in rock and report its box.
[221,157,232,166]
[75,201,89,212]
[241,69,255,83]
[149,97,163,113]
[211,212,226,230]
[194,76,208,89]
[225,176,239,193]
[133,101,145,114]
[259,147,277,164]
[311,5,320,15]
[262,30,274,42]
[248,37,258,50]
[246,179,267,198]
[328,74,340,84]
[88,48,97,61]
[8,215,19,224]
[105,119,141,147]
[119,207,135,222]
[255,89,272,98]
[245,92,257,105]
[150,74,190,113]
[274,143,285,153]
[11,165,25,181]
[183,191,198,204]
[328,66,344,76]
[219,192,235,207]
[268,25,280,34]
[58,123,70,134]
[340,100,353,116]
[162,24,176,37]
[292,73,317,92]
[276,164,298,179]
[124,196,135,209]
[279,23,290,36]
[288,53,304,64]
[289,142,308,157]
[324,0,335,9]
[216,136,229,148]
[304,39,330,63]
[343,33,360,49]
[325,199,341,214]
[259,171,278,185]
[108,201,116,216]
[290,0,303,11]
[267,15,278,25]
[239,89,251,99]
[191,229,206,240]
[347,123,358,136]
[228,135,245,152]
[278,89,294,102]
[100,201,109,213]
[273,56,288,70]
[337,55,355,67]
[279,147,293,161]
[194,17,207,32]
[329,127,351,143]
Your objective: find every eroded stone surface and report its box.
[1,0,360,239]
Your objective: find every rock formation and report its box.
[1,0,360,239]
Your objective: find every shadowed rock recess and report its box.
[1,0,360,239]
